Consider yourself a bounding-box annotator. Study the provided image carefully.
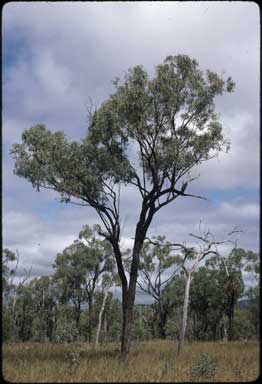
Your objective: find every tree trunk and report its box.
[223,321,228,343]
[110,239,129,356]
[158,307,167,339]
[95,288,110,348]
[12,290,17,339]
[120,242,142,358]
[50,305,56,342]
[87,297,93,342]
[121,292,129,356]
[75,304,81,330]
[121,289,134,357]
[112,213,150,358]
[178,272,191,354]
[221,313,228,342]
[228,311,234,341]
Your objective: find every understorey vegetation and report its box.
[3,237,259,345]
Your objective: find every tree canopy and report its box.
[11,55,234,240]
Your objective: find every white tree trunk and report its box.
[178,272,191,354]
[223,317,228,343]
[95,288,110,348]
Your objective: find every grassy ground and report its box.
[2,340,259,382]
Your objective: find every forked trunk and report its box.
[111,219,148,358]
[120,245,141,358]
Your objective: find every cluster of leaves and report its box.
[55,319,79,343]
[11,55,235,217]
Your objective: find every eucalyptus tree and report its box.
[95,273,116,348]
[138,236,181,338]
[11,54,235,356]
[2,248,18,340]
[206,248,258,341]
[29,275,57,341]
[2,248,18,306]
[246,285,259,340]
[146,228,239,351]
[2,248,32,341]
[176,229,239,353]
[189,266,224,340]
[52,225,114,341]
[245,250,259,340]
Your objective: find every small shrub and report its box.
[64,351,80,371]
[64,351,80,364]
[190,352,217,380]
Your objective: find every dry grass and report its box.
[2,339,259,382]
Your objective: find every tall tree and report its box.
[189,266,224,340]
[176,229,239,353]
[146,228,239,352]
[29,276,57,342]
[53,225,114,341]
[2,248,18,307]
[138,236,181,338]
[2,248,18,341]
[2,248,32,341]
[95,273,115,348]
[206,248,257,340]
[11,54,234,356]
[245,250,259,340]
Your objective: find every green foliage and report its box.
[55,318,79,343]
[233,307,258,340]
[189,267,223,340]
[89,55,233,184]
[245,286,260,340]
[53,224,114,310]
[2,309,13,341]
[190,352,217,380]
[131,305,153,341]
[11,122,132,207]
[14,285,35,341]
[11,55,234,214]
[138,238,183,338]
[205,248,247,339]
[31,317,49,342]
[2,248,17,293]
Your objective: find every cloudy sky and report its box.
[3,2,259,302]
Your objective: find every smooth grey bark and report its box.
[223,318,228,343]
[95,287,110,348]
[178,271,191,354]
